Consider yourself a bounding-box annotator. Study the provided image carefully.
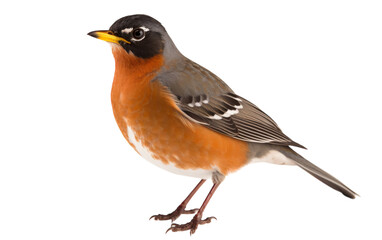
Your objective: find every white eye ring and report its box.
[131,26,150,42]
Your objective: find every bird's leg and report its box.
[150,179,206,222]
[167,172,224,235]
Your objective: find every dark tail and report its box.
[281,147,358,199]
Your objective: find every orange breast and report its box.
[110,46,249,175]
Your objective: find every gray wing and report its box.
[156,58,305,149]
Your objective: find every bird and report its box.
[88,14,357,235]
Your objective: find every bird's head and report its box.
[88,14,179,61]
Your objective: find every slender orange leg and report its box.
[150,179,206,222]
[166,181,221,235]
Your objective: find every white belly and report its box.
[126,126,214,179]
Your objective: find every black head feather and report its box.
[109,14,165,59]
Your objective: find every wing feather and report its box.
[156,58,305,149]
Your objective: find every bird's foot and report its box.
[166,214,216,235]
[150,205,199,222]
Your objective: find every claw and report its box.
[165,225,176,234]
[165,215,217,235]
[200,216,217,224]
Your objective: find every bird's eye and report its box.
[132,28,145,40]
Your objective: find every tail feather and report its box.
[281,147,358,199]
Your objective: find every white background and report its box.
[1,0,381,239]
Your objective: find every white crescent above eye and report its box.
[140,26,150,32]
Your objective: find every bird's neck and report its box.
[111,46,163,95]
[110,45,165,112]
[111,45,164,84]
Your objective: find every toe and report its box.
[182,208,199,214]
[200,216,217,225]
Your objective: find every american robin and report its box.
[88,14,357,234]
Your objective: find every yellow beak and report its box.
[88,30,131,44]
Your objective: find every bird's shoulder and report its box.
[155,58,233,96]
